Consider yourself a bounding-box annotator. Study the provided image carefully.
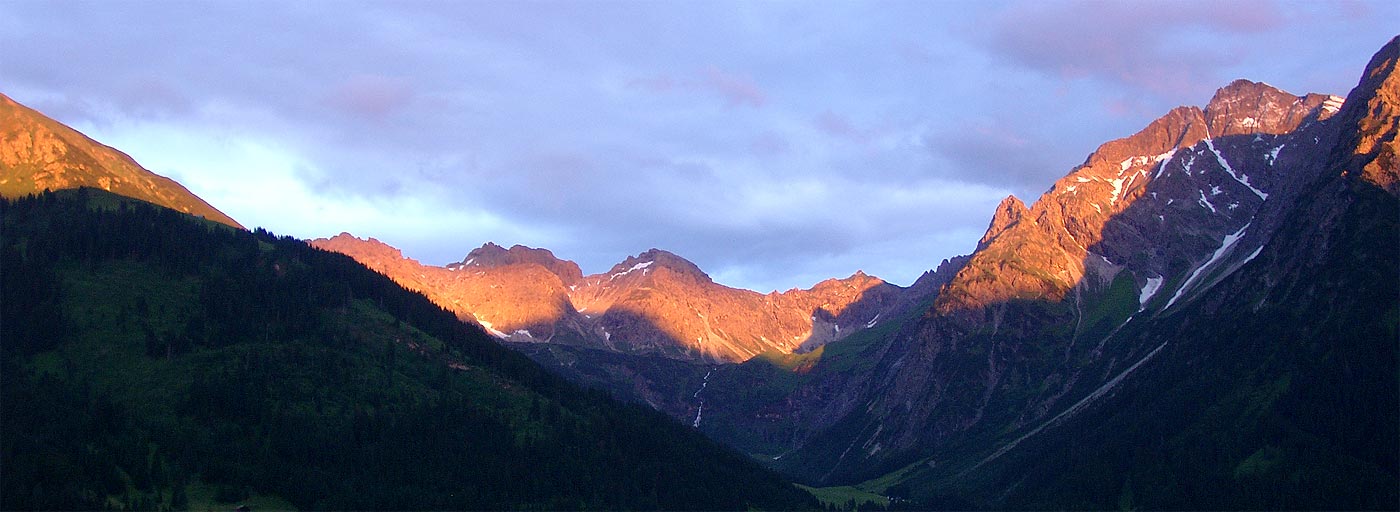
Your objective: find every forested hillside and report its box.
[0,188,816,511]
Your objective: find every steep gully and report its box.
[692,368,714,428]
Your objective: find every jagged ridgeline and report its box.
[765,36,1400,510]
[0,188,817,510]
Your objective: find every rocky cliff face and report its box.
[311,237,927,362]
[309,41,1392,493]
[917,37,1399,510]
[1333,35,1400,196]
[304,39,1400,507]
[938,81,1336,318]
[0,93,243,229]
[768,38,1396,489]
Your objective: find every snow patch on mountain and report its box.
[1138,276,1164,311]
[1268,144,1285,165]
[610,260,654,280]
[1198,190,1218,213]
[1241,245,1264,266]
[1322,94,1345,114]
[692,369,713,428]
[474,315,508,338]
[1152,150,1177,179]
[1109,175,1129,205]
[1205,138,1268,200]
[1165,223,1251,310]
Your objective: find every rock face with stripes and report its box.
[769,38,1398,491]
[938,79,1339,318]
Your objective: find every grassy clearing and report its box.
[185,480,297,511]
[857,458,927,493]
[797,484,889,509]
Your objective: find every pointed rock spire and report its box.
[978,195,1029,250]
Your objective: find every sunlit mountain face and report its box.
[309,36,1397,510]
[0,93,243,229]
[1,4,1396,509]
[312,234,924,363]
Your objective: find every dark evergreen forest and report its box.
[0,188,817,510]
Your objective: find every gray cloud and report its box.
[2,0,1394,292]
[925,121,1059,195]
[324,75,416,122]
[978,0,1398,106]
[983,0,1277,97]
[627,67,767,108]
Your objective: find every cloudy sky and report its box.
[2,1,1394,292]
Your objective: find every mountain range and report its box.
[315,36,1400,509]
[2,35,1396,510]
[308,235,956,363]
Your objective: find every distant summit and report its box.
[604,248,712,284]
[450,242,584,285]
[1203,79,1341,137]
[313,238,943,362]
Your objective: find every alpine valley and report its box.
[3,35,1398,512]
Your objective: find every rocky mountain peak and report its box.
[978,195,1029,250]
[935,69,1341,318]
[312,233,413,266]
[454,242,583,285]
[1203,79,1331,137]
[805,270,885,296]
[1077,106,1208,177]
[325,231,387,247]
[608,248,712,283]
